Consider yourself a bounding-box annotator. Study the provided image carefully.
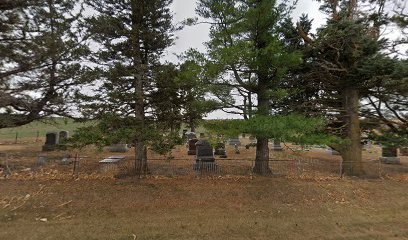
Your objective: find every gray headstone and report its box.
[228,137,241,146]
[271,139,283,151]
[59,131,69,142]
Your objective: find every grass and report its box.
[0,118,92,142]
[0,177,407,240]
[0,138,407,239]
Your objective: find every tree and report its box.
[296,0,406,175]
[80,0,176,175]
[177,49,222,132]
[196,0,302,174]
[0,0,89,128]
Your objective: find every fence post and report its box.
[15,132,18,144]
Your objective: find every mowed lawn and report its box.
[1,177,407,240]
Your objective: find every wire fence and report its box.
[1,151,407,180]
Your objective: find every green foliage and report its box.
[204,114,341,145]
[0,0,89,128]
[196,0,303,118]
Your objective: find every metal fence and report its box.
[2,151,407,179]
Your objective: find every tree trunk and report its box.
[252,90,271,175]
[341,88,364,176]
[189,117,196,132]
[131,1,147,176]
[253,137,271,175]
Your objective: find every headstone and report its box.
[99,156,126,173]
[193,140,217,171]
[228,137,241,146]
[199,133,205,138]
[214,142,227,158]
[42,132,59,151]
[195,140,215,162]
[380,146,400,164]
[271,139,283,151]
[59,131,69,142]
[108,144,129,153]
[241,133,246,138]
[187,138,199,155]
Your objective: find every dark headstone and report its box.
[187,138,199,155]
[193,140,218,171]
[199,133,205,138]
[214,142,227,157]
[382,147,398,157]
[42,132,58,151]
[380,146,400,164]
[45,132,58,145]
[195,140,215,162]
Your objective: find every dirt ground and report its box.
[1,140,408,240]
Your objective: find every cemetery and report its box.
[0,131,408,239]
[1,0,408,239]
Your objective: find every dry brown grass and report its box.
[0,140,408,240]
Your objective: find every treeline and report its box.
[1,0,407,176]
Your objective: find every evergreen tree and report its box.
[196,0,302,174]
[80,0,175,174]
[296,0,407,175]
[0,0,89,128]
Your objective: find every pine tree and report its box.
[296,0,405,175]
[81,0,175,174]
[196,0,302,174]
[0,0,89,128]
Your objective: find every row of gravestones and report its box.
[42,131,69,151]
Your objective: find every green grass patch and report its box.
[0,118,93,141]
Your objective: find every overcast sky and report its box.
[165,0,326,63]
